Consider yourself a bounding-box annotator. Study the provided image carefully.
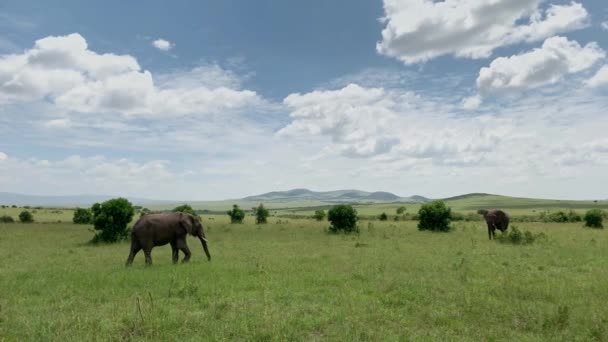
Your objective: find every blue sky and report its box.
[1,0,607,200]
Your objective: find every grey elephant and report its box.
[126,212,211,266]
[478,209,509,240]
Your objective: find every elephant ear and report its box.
[179,213,193,235]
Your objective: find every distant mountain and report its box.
[0,189,430,208]
[0,192,165,207]
[441,193,492,201]
[243,188,428,203]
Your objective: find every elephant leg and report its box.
[487,224,492,240]
[177,239,191,263]
[143,248,153,266]
[170,241,179,264]
[126,241,141,266]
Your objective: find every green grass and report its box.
[276,194,608,218]
[1,216,608,341]
[0,207,75,223]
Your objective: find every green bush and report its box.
[328,205,358,234]
[227,204,245,223]
[18,210,34,223]
[396,206,406,215]
[584,209,604,228]
[379,212,388,221]
[254,203,269,224]
[418,201,451,232]
[91,198,135,243]
[0,215,14,223]
[566,210,582,222]
[313,210,326,221]
[173,204,198,217]
[450,212,464,221]
[542,210,581,223]
[139,208,151,217]
[72,208,93,224]
[496,226,546,245]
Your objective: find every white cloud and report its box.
[586,65,608,88]
[278,83,510,160]
[278,84,402,157]
[0,152,7,161]
[602,21,608,31]
[475,36,604,96]
[0,33,263,117]
[377,0,589,63]
[462,95,482,110]
[0,154,177,198]
[152,38,173,51]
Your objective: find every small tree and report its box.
[0,215,14,223]
[73,208,93,224]
[19,210,34,223]
[418,201,451,232]
[328,205,358,233]
[379,212,388,221]
[313,210,326,221]
[140,208,151,217]
[91,198,135,243]
[254,203,269,224]
[173,204,198,217]
[227,204,245,223]
[584,209,604,228]
[396,206,406,215]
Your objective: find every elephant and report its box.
[478,209,509,240]
[125,212,211,266]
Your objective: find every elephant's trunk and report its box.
[199,235,211,261]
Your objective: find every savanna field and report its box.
[1,207,608,341]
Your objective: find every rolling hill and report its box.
[242,188,424,203]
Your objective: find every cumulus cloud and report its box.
[602,21,608,31]
[0,154,178,198]
[278,84,401,157]
[478,36,604,94]
[586,65,608,88]
[277,83,512,161]
[462,95,482,110]
[377,0,589,63]
[0,33,262,116]
[152,38,173,51]
[468,36,604,105]
[0,151,7,161]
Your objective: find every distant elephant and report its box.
[125,212,211,266]
[478,209,509,240]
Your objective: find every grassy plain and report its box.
[277,194,608,218]
[1,215,607,341]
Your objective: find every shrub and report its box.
[566,210,581,222]
[227,204,245,223]
[91,198,135,243]
[379,212,388,221]
[328,205,358,233]
[0,215,14,223]
[396,206,406,215]
[418,201,451,232]
[139,208,151,217]
[172,204,198,217]
[18,210,34,223]
[72,208,93,224]
[543,210,580,223]
[254,203,269,224]
[496,226,546,245]
[584,209,604,228]
[313,210,326,221]
[450,212,465,221]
